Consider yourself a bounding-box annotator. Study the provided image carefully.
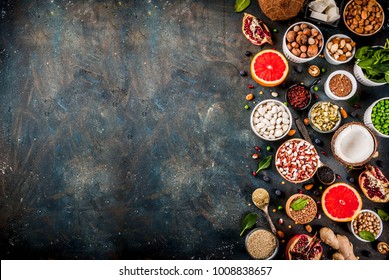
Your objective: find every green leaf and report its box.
[240,213,258,236]
[290,198,308,211]
[358,230,375,242]
[234,0,250,12]
[255,155,272,173]
[377,209,389,222]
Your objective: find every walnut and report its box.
[258,0,305,21]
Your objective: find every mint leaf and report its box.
[240,213,258,236]
[235,0,250,12]
[377,209,389,222]
[290,198,308,211]
[358,231,375,242]
[255,155,272,173]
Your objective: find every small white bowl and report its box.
[363,97,389,138]
[353,63,386,87]
[324,70,357,100]
[250,99,292,141]
[324,34,355,65]
[282,21,324,64]
[348,209,383,242]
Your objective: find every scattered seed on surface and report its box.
[246,93,254,101]
[303,118,310,125]
[244,104,249,110]
[277,205,283,210]
[248,84,254,89]
[305,225,313,233]
[350,111,358,118]
[254,146,260,151]
[262,175,270,182]
[252,153,259,159]
[304,183,314,190]
[278,218,284,225]
[271,92,279,97]
[275,189,282,196]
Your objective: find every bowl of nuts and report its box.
[275,138,321,183]
[308,101,342,133]
[282,21,324,63]
[348,209,383,242]
[324,70,358,100]
[251,99,292,141]
[324,34,356,65]
[343,0,384,36]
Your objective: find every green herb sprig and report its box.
[290,198,308,211]
[235,0,250,12]
[358,230,375,242]
[240,213,258,236]
[255,155,272,173]
[377,209,389,222]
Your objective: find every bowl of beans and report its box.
[250,99,292,141]
[275,138,320,183]
[343,0,384,37]
[308,101,342,133]
[348,209,383,242]
[286,79,320,110]
[324,70,357,100]
[282,21,324,63]
[363,97,389,138]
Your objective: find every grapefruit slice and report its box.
[250,49,289,87]
[321,183,362,222]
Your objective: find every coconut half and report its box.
[331,122,377,166]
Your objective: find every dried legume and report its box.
[287,85,311,109]
[352,211,381,238]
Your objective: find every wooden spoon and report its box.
[252,188,277,235]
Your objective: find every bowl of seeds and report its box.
[363,97,389,138]
[324,70,357,101]
[308,101,342,133]
[286,194,317,224]
[348,209,383,242]
[245,228,279,259]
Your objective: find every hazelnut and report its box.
[307,45,318,57]
[286,31,297,43]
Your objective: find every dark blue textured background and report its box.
[0,0,388,260]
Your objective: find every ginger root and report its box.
[319,227,359,260]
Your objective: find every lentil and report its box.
[329,74,353,97]
[246,229,277,259]
[309,101,340,132]
[371,99,389,135]
[352,211,381,238]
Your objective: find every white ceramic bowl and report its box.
[348,209,383,242]
[308,101,342,133]
[353,64,386,87]
[324,34,355,65]
[363,97,389,138]
[250,99,292,141]
[324,70,357,100]
[282,21,324,63]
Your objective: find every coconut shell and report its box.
[258,0,305,21]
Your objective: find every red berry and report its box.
[248,84,254,89]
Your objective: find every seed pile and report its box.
[310,101,340,132]
[288,195,317,224]
[353,211,381,238]
[252,101,290,140]
[246,229,277,259]
[276,139,320,182]
[329,74,353,97]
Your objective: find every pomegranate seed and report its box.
[320,150,327,156]
[336,174,341,179]
[248,84,254,89]
[254,146,260,151]
[278,218,284,225]
[316,213,322,219]
[353,104,361,109]
[298,189,303,194]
